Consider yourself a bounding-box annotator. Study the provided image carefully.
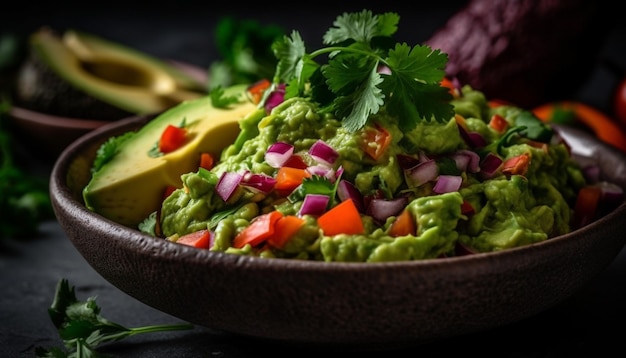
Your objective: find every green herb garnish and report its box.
[35,279,194,358]
[0,100,53,239]
[271,10,454,133]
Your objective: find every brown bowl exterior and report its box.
[50,115,626,347]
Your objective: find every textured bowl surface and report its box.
[50,115,626,348]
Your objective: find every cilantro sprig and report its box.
[36,279,193,358]
[271,10,454,133]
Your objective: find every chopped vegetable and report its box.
[216,171,243,201]
[532,101,626,152]
[613,77,626,128]
[200,152,214,170]
[501,153,531,176]
[232,210,283,248]
[159,124,187,153]
[176,229,214,249]
[265,141,294,168]
[572,186,602,229]
[488,113,508,133]
[388,209,417,237]
[308,139,339,165]
[35,279,193,357]
[300,193,330,216]
[274,166,311,194]
[317,199,364,236]
[246,78,272,104]
[267,215,306,248]
[360,123,392,160]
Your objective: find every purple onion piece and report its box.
[240,173,276,194]
[216,171,243,202]
[405,159,439,187]
[432,175,463,194]
[337,180,365,212]
[309,140,339,165]
[299,194,330,216]
[366,197,408,223]
[265,142,294,168]
[480,153,503,178]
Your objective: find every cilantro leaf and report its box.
[209,85,241,108]
[272,30,307,85]
[323,10,399,44]
[270,10,454,133]
[330,63,384,133]
[92,132,135,173]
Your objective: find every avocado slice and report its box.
[15,27,207,120]
[83,84,257,227]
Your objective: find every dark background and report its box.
[2,1,626,357]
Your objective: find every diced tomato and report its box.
[360,123,391,160]
[159,124,187,153]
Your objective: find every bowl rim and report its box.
[49,113,626,270]
[10,106,111,130]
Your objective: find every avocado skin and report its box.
[15,50,133,120]
[14,27,206,121]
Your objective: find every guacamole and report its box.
[157,85,586,262]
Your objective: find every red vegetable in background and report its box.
[614,78,626,128]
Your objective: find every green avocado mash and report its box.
[157,84,586,262]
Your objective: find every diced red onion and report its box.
[264,83,286,113]
[265,142,294,168]
[405,159,438,187]
[594,181,624,206]
[480,153,503,178]
[458,123,487,148]
[337,179,365,212]
[433,175,463,194]
[377,64,391,75]
[451,149,480,173]
[216,171,243,201]
[335,165,344,179]
[306,164,336,181]
[467,132,487,148]
[309,140,339,165]
[396,154,420,170]
[366,197,408,223]
[240,172,276,194]
[582,164,601,184]
[455,242,477,256]
[299,194,330,216]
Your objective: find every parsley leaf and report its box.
[36,279,194,358]
[271,9,454,133]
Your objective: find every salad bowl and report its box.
[50,112,626,348]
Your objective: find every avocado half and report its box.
[14,27,207,120]
[83,84,258,228]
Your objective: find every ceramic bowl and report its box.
[49,115,626,349]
